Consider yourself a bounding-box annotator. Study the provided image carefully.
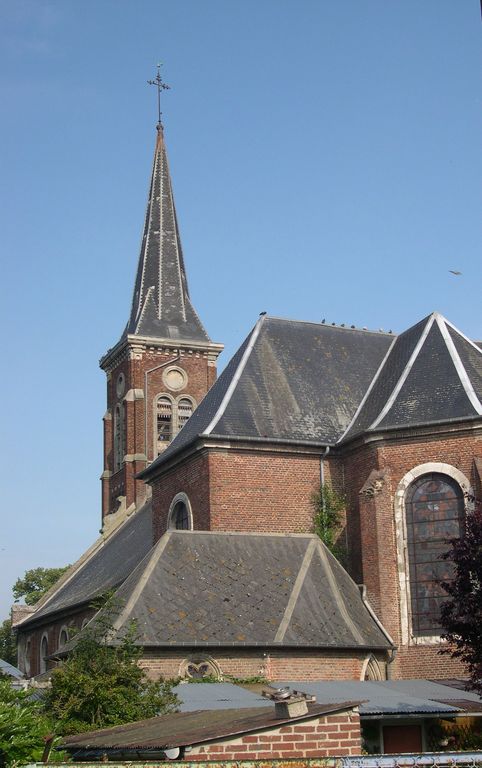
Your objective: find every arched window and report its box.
[114,404,123,471]
[24,638,31,677]
[156,396,173,452]
[171,500,189,529]
[58,627,68,648]
[177,397,193,431]
[405,473,464,637]
[40,634,49,674]
[168,493,193,530]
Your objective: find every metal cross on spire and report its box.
[148,63,170,128]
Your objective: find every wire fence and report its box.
[341,752,482,767]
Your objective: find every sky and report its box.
[0,0,481,619]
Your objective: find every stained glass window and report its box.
[405,473,464,636]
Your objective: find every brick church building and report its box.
[14,116,482,684]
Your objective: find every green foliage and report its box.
[311,482,346,561]
[440,497,482,696]
[43,610,179,735]
[0,677,61,766]
[0,621,16,667]
[13,566,70,606]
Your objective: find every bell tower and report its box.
[99,113,223,525]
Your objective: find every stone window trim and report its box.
[19,635,31,677]
[162,365,188,392]
[114,403,126,471]
[39,632,49,674]
[361,654,385,681]
[167,492,193,531]
[394,462,472,646]
[58,625,69,649]
[179,654,221,680]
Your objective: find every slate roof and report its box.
[123,127,210,344]
[19,502,153,627]
[142,311,481,478]
[82,531,391,650]
[341,313,482,441]
[61,701,358,753]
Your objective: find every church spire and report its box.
[125,110,210,343]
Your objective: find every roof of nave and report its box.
[18,501,153,628]
[66,530,392,651]
[142,311,481,478]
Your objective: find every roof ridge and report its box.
[264,315,396,336]
[203,314,266,436]
[436,315,482,415]
[369,314,436,431]
[169,529,320,539]
[109,530,172,636]
[337,334,397,443]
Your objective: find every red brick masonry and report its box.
[189,710,361,760]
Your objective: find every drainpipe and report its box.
[386,647,397,679]
[320,446,331,507]
[144,354,181,461]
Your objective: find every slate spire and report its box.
[126,125,210,343]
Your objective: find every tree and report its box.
[12,566,70,606]
[440,496,482,695]
[311,482,346,562]
[43,608,179,735]
[0,677,60,766]
[0,621,16,667]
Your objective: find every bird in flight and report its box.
[449,270,462,276]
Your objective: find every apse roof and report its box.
[20,502,153,626]
[73,531,391,650]
[341,313,482,441]
[142,312,481,478]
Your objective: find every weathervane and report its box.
[148,63,170,129]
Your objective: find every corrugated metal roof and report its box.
[279,680,474,715]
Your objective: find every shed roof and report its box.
[61,701,358,752]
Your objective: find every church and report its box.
[14,109,482,684]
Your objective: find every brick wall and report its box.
[19,608,95,678]
[140,648,384,682]
[152,451,211,541]
[209,450,320,533]
[189,709,361,760]
[102,345,217,519]
[340,428,482,680]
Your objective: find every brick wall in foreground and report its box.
[189,709,361,760]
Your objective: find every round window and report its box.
[163,366,187,391]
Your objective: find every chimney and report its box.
[262,687,316,719]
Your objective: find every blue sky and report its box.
[0,0,481,618]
